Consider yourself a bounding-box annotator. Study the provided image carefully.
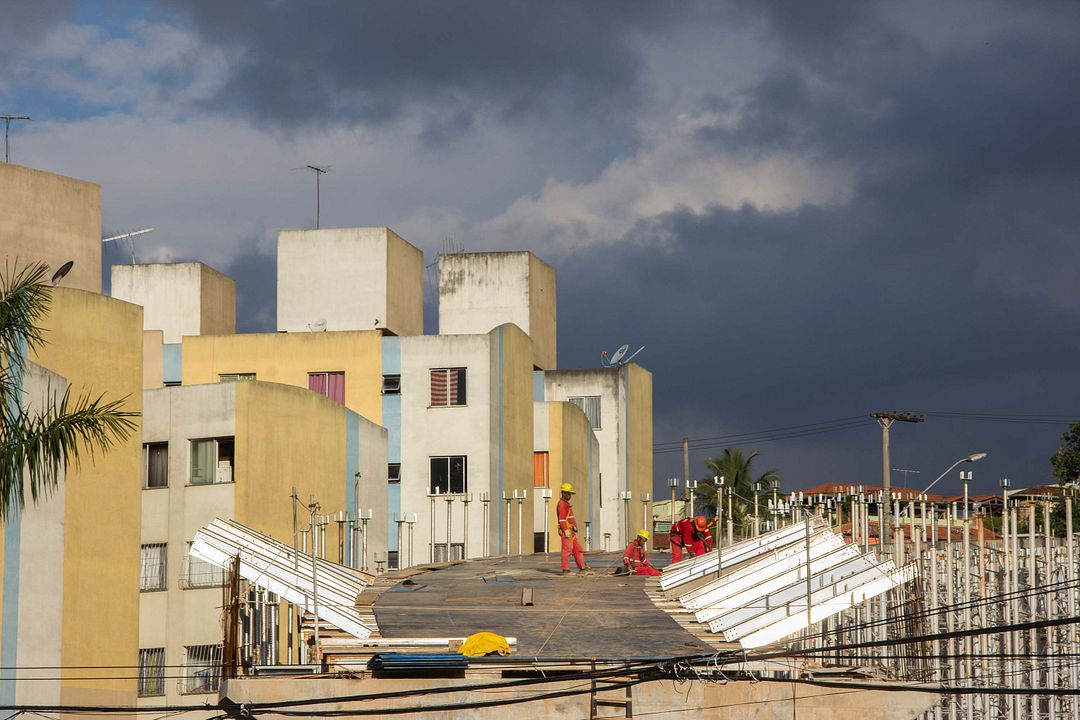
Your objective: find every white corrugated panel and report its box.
[190,518,374,639]
[659,519,829,592]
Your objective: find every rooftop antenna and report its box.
[1,116,30,163]
[102,228,155,264]
[50,260,74,286]
[305,164,330,229]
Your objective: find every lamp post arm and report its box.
[920,459,966,499]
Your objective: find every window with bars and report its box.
[218,373,256,382]
[429,456,467,494]
[433,543,465,562]
[190,437,234,485]
[144,442,168,489]
[138,648,166,697]
[308,371,345,404]
[430,368,467,407]
[183,644,222,694]
[140,543,167,591]
[568,396,602,429]
[181,544,226,589]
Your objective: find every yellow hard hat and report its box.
[637,529,650,540]
[559,483,575,494]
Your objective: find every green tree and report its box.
[1,262,138,517]
[1051,421,1080,485]
[694,448,782,534]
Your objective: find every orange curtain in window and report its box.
[533,452,549,488]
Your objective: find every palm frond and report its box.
[0,386,138,518]
[0,261,52,418]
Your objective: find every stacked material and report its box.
[367,653,469,676]
[190,518,374,639]
[658,519,916,648]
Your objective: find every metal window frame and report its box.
[429,455,468,494]
[139,543,167,592]
[137,647,166,697]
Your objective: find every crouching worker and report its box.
[623,530,661,576]
[670,515,712,563]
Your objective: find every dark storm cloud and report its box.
[552,3,1080,493]
[157,0,683,139]
[0,1,70,75]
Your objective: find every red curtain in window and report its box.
[431,369,447,406]
[533,452,549,488]
[308,373,327,397]
[327,372,345,404]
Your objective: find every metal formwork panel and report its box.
[680,531,848,611]
[190,518,374,639]
[659,519,829,591]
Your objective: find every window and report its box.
[433,543,464,562]
[308,371,345,404]
[181,544,226,589]
[533,452,549,488]
[430,456,467,494]
[568,396,602,429]
[387,550,399,570]
[144,442,168,489]
[138,648,166,697]
[164,381,181,388]
[218,373,256,382]
[430,368,466,407]
[190,437,234,485]
[140,543,167,591]
[388,463,401,484]
[382,374,401,394]
[183,644,222,694]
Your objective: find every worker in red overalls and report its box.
[556,483,590,575]
[669,515,713,563]
[623,530,661,576]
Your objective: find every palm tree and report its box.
[1,262,138,517]
[694,448,782,535]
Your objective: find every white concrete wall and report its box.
[531,402,550,541]
[140,383,237,705]
[355,413,389,568]
[398,334,494,562]
[112,263,235,344]
[544,369,624,551]
[277,227,423,336]
[438,252,556,370]
[14,363,68,706]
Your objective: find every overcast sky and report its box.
[5,1,1079,498]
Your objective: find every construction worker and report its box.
[556,483,590,575]
[669,515,713,563]
[623,530,661,576]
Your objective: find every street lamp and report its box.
[919,453,988,499]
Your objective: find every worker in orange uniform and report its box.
[669,515,713,563]
[556,483,590,575]
[623,530,661,576]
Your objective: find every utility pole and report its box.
[870,410,923,551]
[682,437,690,499]
[1,116,30,163]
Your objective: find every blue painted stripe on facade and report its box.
[381,337,402,550]
[345,410,360,567]
[532,370,545,401]
[162,343,182,383]
[387,484,401,551]
[1,340,26,705]
[497,327,505,554]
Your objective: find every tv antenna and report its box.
[1,116,30,163]
[600,343,645,367]
[102,227,155,264]
[304,164,330,229]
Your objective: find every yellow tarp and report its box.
[459,631,511,657]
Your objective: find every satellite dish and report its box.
[608,344,630,366]
[50,260,74,286]
[307,319,327,332]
